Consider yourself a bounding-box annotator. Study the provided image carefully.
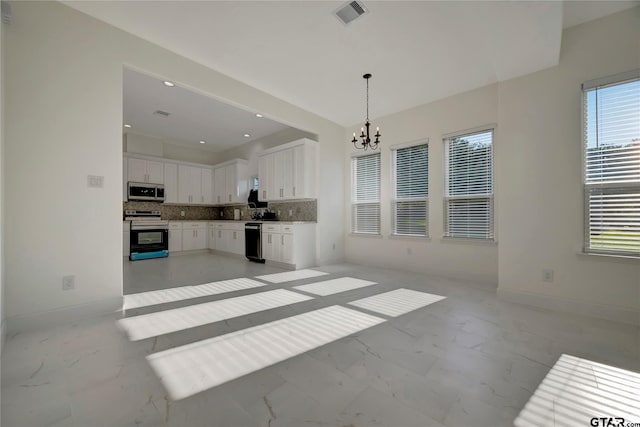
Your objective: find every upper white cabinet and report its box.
[178,165,213,205]
[258,138,316,201]
[127,158,164,184]
[213,159,248,205]
[201,168,213,205]
[164,163,178,204]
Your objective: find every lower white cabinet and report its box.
[261,223,315,269]
[182,222,207,251]
[208,223,216,250]
[168,222,183,253]
[213,222,245,255]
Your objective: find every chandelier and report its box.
[351,73,381,150]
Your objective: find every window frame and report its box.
[581,69,640,257]
[350,151,381,235]
[390,140,429,238]
[443,125,495,241]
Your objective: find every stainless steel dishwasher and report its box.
[245,222,265,263]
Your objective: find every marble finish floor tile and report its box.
[349,288,446,317]
[124,277,268,310]
[292,276,377,296]
[3,256,639,427]
[514,354,640,427]
[146,306,385,400]
[119,289,314,341]
[255,269,329,284]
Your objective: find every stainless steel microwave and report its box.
[127,182,165,202]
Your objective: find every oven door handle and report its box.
[131,226,169,231]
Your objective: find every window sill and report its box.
[389,234,431,242]
[577,252,640,263]
[440,237,498,246]
[349,233,383,239]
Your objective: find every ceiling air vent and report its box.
[153,110,170,118]
[334,1,368,26]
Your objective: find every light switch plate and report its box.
[87,175,104,188]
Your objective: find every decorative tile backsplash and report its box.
[123,202,216,221]
[219,200,317,222]
[123,199,317,222]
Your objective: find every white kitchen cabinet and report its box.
[274,149,293,200]
[258,155,274,202]
[168,222,182,253]
[213,159,249,205]
[182,222,207,251]
[201,168,213,205]
[262,231,281,262]
[178,165,213,205]
[208,223,216,250]
[213,166,226,204]
[258,138,316,201]
[164,163,178,204]
[212,222,244,254]
[292,143,316,199]
[127,158,164,184]
[261,223,315,269]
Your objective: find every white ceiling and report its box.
[67,1,639,127]
[123,68,291,152]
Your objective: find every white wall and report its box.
[1,5,6,351]
[124,132,222,165]
[4,1,344,322]
[496,7,640,323]
[345,84,500,285]
[343,7,640,322]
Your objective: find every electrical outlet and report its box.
[542,269,554,283]
[180,211,185,217]
[277,210,281,217]
[220,211,223,217]
[62,275,75,290]
[289,210,293,217]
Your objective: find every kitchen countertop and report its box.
[166,219,317,224]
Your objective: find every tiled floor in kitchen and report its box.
[2,253,639,426]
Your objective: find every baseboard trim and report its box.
[497,288,640,326]
[6,296,124,335]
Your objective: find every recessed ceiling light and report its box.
[124,124,132,128]
[163,81,175,87]
[255,113,263,118]
[199,140,206,144]
[244,134,251,138]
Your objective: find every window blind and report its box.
[392,144,428,236]
[352,153,381,234]
[583,76,640,255]
[444,130,494,239]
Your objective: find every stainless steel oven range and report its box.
[125,210,169,261]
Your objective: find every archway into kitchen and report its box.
[121,67,319,302]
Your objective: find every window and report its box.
[351,153,381,234]
[583,71,640,256]
[392,143,428,237]
[444,129,494,239]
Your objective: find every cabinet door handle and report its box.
[293,186,296,197]
[281,235,284,245]
[233,231,236,239]
[228,194,231,202]
[263,190,266,199]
